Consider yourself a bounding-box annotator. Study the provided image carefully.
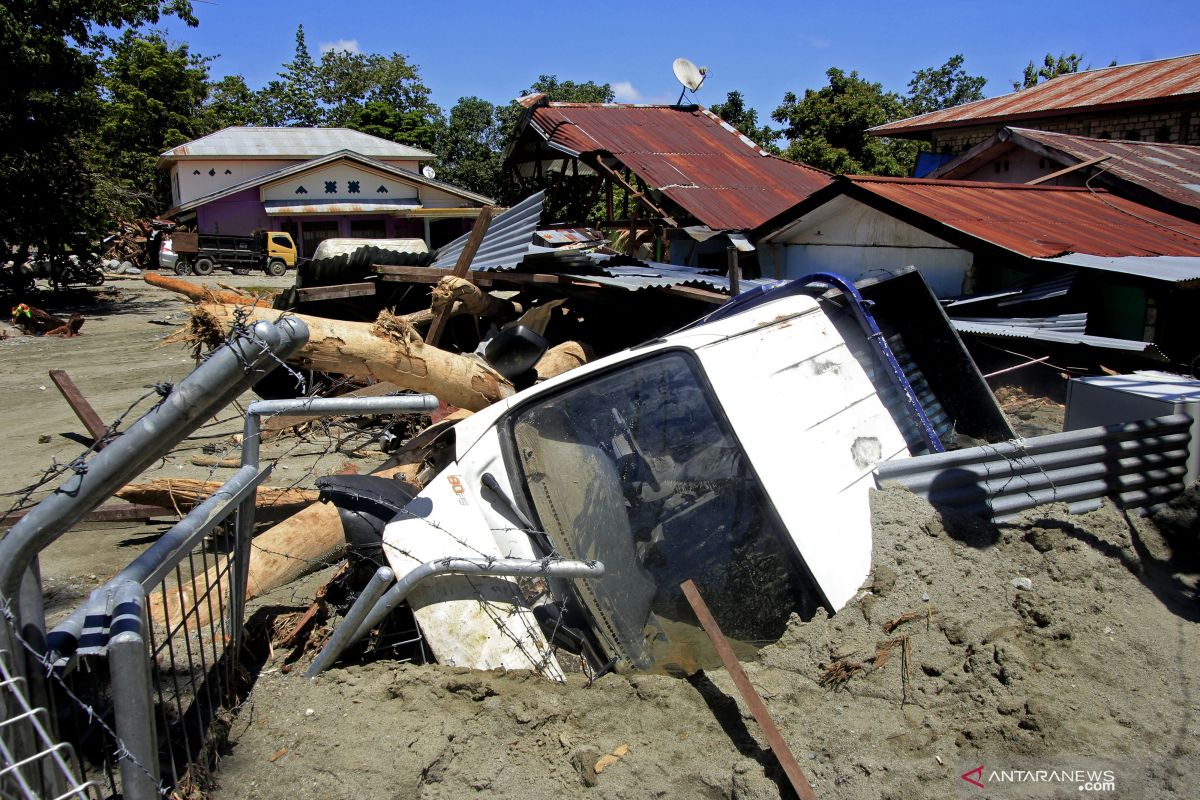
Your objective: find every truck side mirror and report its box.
[483,325,549,382]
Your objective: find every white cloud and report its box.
[797,34,831,48]
[612,80,642,102]
[319,38,361,55]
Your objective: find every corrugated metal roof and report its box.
[951,312,1088,331]
[1008,128,1200,214]
[871,53,1200,136]
[432,191,545,271]
[950,318,1166,358]
[518,103,831,230]
[1036,253,1200,284]
[848,177,1200,257]
[161,126,434,160]
[264,199,420,215]
[164,150,493,218]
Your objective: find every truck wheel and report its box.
[192,257,215,276]
[266,259,287,277]
[174,259,192,276]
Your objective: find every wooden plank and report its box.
[372,264,453,282]
[1,503,174,527]
[589,157,678,226]
[680,579,819,800]
[1025,154,1110,185]
[296,282,377,302]
[48,369,109,447]
[426,205,495,347]
[376,269,575,288]
[658,285,729,305]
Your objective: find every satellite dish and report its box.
[673,58,708,104]
[421,165,437,180]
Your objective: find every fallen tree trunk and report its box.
[535,341,592,381]
[116,479,319,516]
[431,276,519,320]
[196,303,514,411]
[148,411,471,627]
[146,272,274,306]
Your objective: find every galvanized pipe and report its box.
[302,566,393,677]
[241,394,439,468]
[44,465,269,658]
[0,318,309,605]
[107,582,161,800]
[307,558,605,677]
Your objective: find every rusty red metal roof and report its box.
[871,53,1200,136]
[1004,128,1200,214]
[846,176,1200,258]
[524,103,831,230]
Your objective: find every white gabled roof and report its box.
[160,127,435,162]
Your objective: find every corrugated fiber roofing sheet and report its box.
[527,104,831,230]
[871,53,1200,136]
[850,177,1200,258]
[162,126,434,160]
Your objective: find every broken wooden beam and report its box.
[296,282,377,303]
[427,205,495,347]
[48,369,109,448]
[115,479,319,516]
[680,579,818,800]
[0,502,174,527]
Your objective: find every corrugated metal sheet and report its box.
[875,413,1192,520]
[950,318,1166,358]
[433,191,545,271]
[871,54,1200,136]
[523,104,831,230]
[264,199,419,215]
[1037,253,1200,284]
[945,273,1076,308]
[162,126,434,160]
[948,128,1200,215]
[851,177,1200,257]
[952,313,1087,331]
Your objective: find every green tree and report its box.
[1013,52,1083,90]
[348,100,442,152]
[273,25,322,126]
[203,74,277,128]
[0,0,196,262]
[907,54,986,114]
[98,29,210,214]
[772,68,917,176]
[708,91,780,152]
[434,97,503,198]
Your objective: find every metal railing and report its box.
[874,413,1193,521]
[0,316,310,798]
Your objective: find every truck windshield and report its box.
[511,351,823,672]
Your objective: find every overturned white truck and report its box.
[313,270,1011,679]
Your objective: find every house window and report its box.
[348,180,361,194]
[300,221,339,258]
[376,185,388,194]
[1155,126,1171,143]
[325,181,337,193]
[350,219,386,239]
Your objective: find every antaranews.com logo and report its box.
[961,764,1117,794]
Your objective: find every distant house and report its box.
[755,176,1200,362]
[502,99,831,267]
[869,53,1200,160]
[927,126,1200,222]
[160,127,493,256]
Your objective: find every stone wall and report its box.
[927,106,1198,154]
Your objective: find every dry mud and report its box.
[214,485,1200,800]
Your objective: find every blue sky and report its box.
[161,0,1200,123]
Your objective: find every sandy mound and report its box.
[213,486,1200,799]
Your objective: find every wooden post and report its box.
[628,206,639,257]
[727,247,741,295]
[48,370,109,448]
[425,206,495,347]
[680,579,819,800]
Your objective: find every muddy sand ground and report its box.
[1,279,1196,799]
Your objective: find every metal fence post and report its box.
[108,582,161,800]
